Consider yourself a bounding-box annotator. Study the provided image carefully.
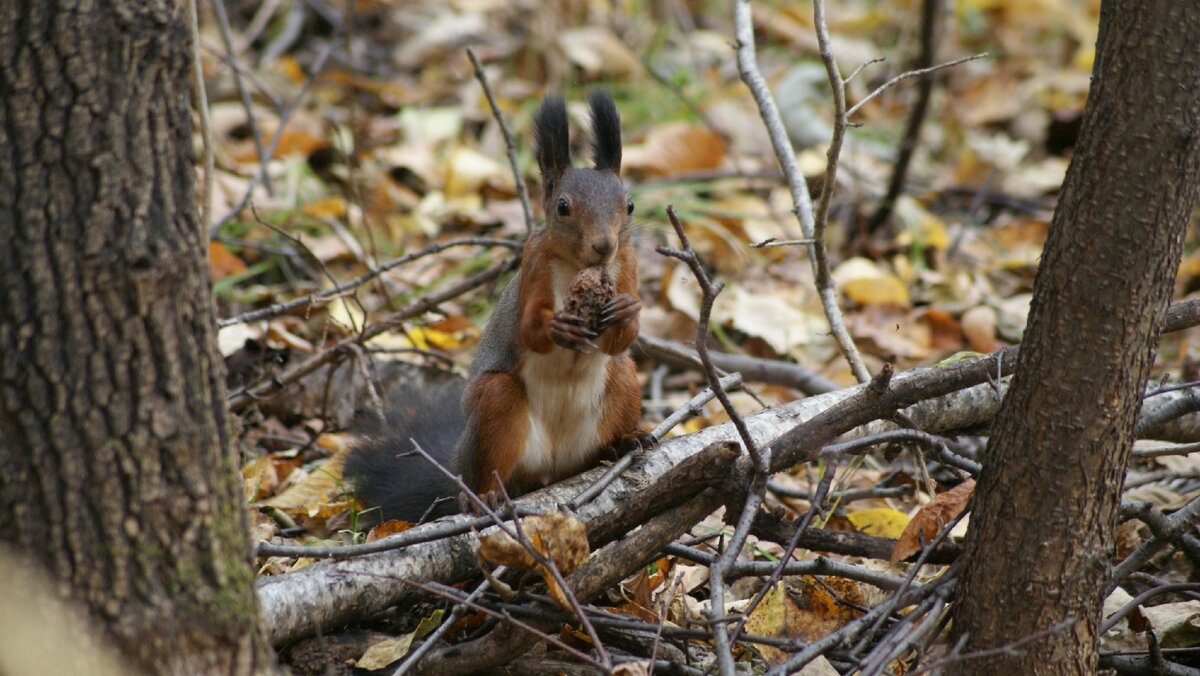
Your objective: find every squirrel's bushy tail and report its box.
[344,374,465,524]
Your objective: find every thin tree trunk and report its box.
[950,1,1200,673]
[0,1,275,672]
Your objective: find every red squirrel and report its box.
[345,90,643,523]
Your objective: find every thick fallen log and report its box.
[257,349,1016,645]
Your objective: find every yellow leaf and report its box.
[894,196,950,250]
[833,258,911,306]
[841,276,910,306]
[259,453,345,514]
[847,508,910,539]
[300,197,348,219]
[355,635,414,671]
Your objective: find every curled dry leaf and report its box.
[477,512,590,610]
[891,479,976,563]
[622,123,726,178]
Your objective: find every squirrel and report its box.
[345,90,645,524]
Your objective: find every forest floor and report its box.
[203,1,1200,673]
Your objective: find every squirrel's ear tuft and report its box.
[588,89,621,173]
[534,94,572,191]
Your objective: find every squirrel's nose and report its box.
[592,239,613,258]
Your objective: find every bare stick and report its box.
[217,237,519,328]
[402,578,604,671]
[211,38,337,236]
[845,53,986,121]
[658,206,768,675]
[392,575,494,674]
[402,441,614,671]
[228,256,517,411]
[187,0,214,233]
[733,0,870,383]
[566,372,744,511]
[211,0,272,195]
[1101,583,1200,635]
[466,47,535,233]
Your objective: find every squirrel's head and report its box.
[534,90,633,269]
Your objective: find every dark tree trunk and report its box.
[951,2,1200,674]
[0,1,275,672]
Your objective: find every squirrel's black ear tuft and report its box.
[588,89,622,173]
[534,94,572,191]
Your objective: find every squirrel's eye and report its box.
[626,198,635,215]
[557,198,570,217]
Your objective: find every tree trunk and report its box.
[951,2,1200,674]
[0,1,275,673]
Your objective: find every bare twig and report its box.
[865,0,938,236]
[636,333,839,395]
[1110,494,1200,591]
[228,256,518,411]
[392,575,494,674]
[404,441,614,672]
[211,38,338,236]
[187,0,214,232]
[658,206,770,675]
[1101,583,1200,634]
[916,618,1077,674]
[1133,440,1200,458]
[664,544,909,590]
[658,207,764,472]
[466,47,534,233]
[403,578,605,671]
[733,0,870,383]
[566,372,744,511]
[844,52,986,121]
[749,237,816,249]
[217,237,519,328]
[211,0,271,195]
[728,453,840,647]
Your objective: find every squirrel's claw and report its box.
[598,294,641,330]
[551,313,599,353]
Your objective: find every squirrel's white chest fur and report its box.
[515,258,619,484]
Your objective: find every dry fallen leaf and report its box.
[891,479,976,563]
[259,448,346,514]
[833,258,911,307]
[744,578,865,665]
[623,123,726,178]
[848,507,911,539]
[960,305,1000,353]
[353,610,444,671]
[208,241,248,281]
[477,512,590,610]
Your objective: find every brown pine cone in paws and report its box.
[563,265,615,334]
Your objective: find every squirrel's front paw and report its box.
[460,489,503,516]
[551,313,599,353]
[605,431,659,459]
[598,294,641,331]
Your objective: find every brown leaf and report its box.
[477,512,590,610]
[891,479,975,563]
[623,123,726,178]
[208,241,247,281]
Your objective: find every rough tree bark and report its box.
[951,2,1200,673]
[0,1,275,673]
